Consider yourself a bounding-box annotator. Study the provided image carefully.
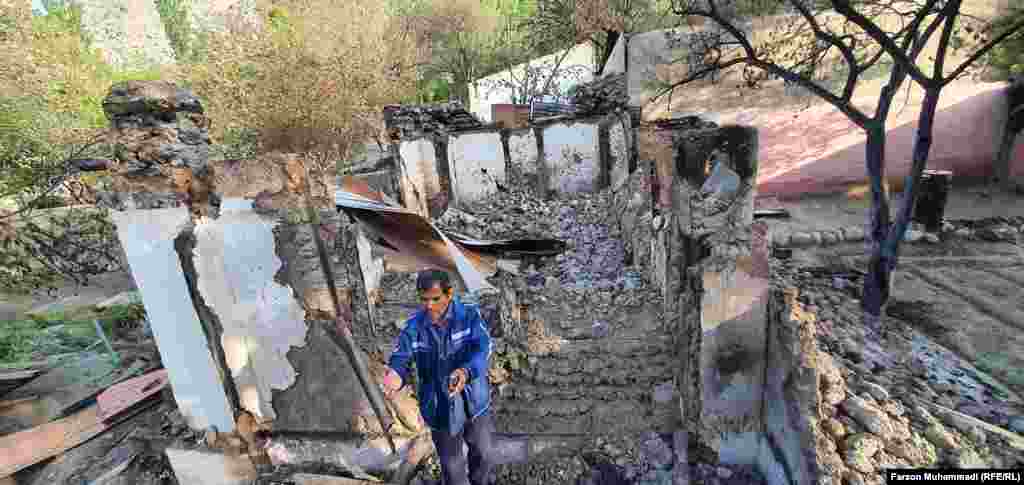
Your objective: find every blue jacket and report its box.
[388,297,492,434]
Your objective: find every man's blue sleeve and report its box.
[462,307,492,381]
[388,322,415,388]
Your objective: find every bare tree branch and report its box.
[943,16,1024,85]
[831,0,935,87]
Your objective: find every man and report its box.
[382,270,494,485]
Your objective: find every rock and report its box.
[165,448,258,485]
[953,228,972,239]
[861,382,889,401]
[880,400,905,418]
[977,226,1017,242]
[1008,416,1024,434]
[942,412,985,445]
[819,353,847,407]
[903,230,924,243]
[640,433,674,469]
[842,226,866,242]
[774,233,791,247]
[842,395,895,439]
[843,433,882,473]
[843,470,866,485]
[790,232,814,247]
[822,231,840,245]
[953,447,988,468]
[653,382,675,404]
[923,233,941,244]
[885,433,938,467]
[716,467,733,479]
[924,421,959,450]
[824,418,847,439]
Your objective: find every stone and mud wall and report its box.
[99,81,419,440]
[391,109,635,215]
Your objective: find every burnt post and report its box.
[660,123,770,460]
[911,169,952,233]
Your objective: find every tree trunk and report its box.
[862,89,942,331]
[861,124,892,332]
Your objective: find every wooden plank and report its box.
[97,370,168,422]
[0,371,164,478]
[0,405,109,478]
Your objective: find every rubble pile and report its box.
[437,189,640,292]
[383,102,484,139]
[571,73,628,116]
[771,259,1024,485]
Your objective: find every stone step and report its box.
[500,383,670,404]
[494,399,677,435]
[514,337,673,358]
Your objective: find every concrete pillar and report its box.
[101,81,389,435]
[664,125,770,462]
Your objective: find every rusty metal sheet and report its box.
[96,369,169,422]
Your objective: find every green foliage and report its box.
[0,320,43,363]
[0,301,145,363]
[210,126,260,160]
[987,9,1024,80]
[157,0,208,63]
[267,5,292,33]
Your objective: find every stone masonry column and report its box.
[102,81,422,436]
[663,125,770,463]
[100,80,236,432]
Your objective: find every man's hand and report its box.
[381,368,402,397]
[448,368,468,396]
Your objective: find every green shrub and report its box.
[157,0,208,63]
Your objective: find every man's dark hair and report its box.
[417,269,452,292]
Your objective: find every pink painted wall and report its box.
[754,85,1023,197]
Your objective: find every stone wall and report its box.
[756,286,823,485]
[390,109,637,215]
[100,81,402,436]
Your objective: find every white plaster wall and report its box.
[609,119,630,190]
[507,130,539,176]
[542,121,601,193]
[192,199,308,421]
[469,42,597,122]
[110,208,235,432]
[448,131,506,207]
[356,224,384,302]
[397,139,439,217]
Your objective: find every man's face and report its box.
[419,284,452,322]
